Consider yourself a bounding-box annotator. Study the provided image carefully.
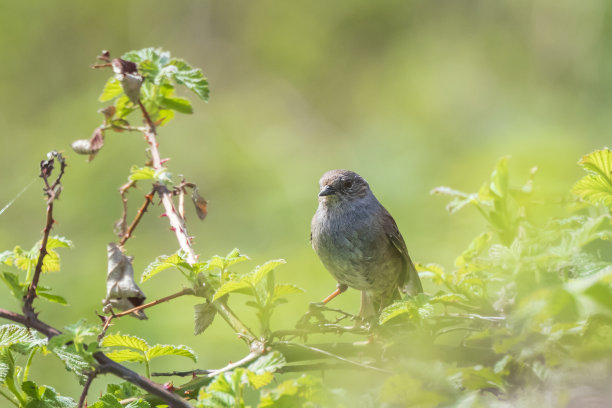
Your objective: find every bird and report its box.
[310,169,423,317]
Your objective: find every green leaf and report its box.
[194,303,216,335]
[104,349,145,363]
[246,371,274,389]
[170,59,209,101]
[430,187,477,214]
[489,156,509,198]
[101,334,149,352]
[52,346,90,384]
[455,232,492,267]
[0,271,26,298]
[379,295,433,325]
[128,166,155,181]
[160,96,193,114]
[22,381,76,408]
[146,344,197,362]
[99,77,123,102]
[248,351,286,374]
[212,280,252,301]
[37,292,68,305]
[572,148,612,208]
[89,394,122,408]
[248,259,286,286]
[125,400,151,408]
[0,324,33,347]
[141,252,190,283]
[271,284,304,303]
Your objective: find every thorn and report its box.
[160,158,170,164]
[155,143,159,148]
[160,213,168,217]
[170,227,176,232]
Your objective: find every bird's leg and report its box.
[321,283,348,304]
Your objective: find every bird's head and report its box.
[317,169,370,205]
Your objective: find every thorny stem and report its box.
[93,352,193,408]
[136,99,257,345]
[99,288,195,340]
[23,152,66,320]
[77,371,97,408]
[119,188,155,246]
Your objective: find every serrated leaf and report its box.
[194,303,216,335]
[90,394,122,408]
[455,232,492,267]
[21,381,76,408]
[37,292,68,305]
[248,259,286,286]
[271,284,304,303]
[160,96,193,114]
[105,349,145,363]
[572,148,612,208]
[141,252,189,283]
[125,400,151,408]
[224,249,250,268]
[101,334,149,352]
[0,360,8,383]
[170,59,209,101]
[246,371,274,389]
[99,77,123,102]
[128,166,155,181]
[52,346,90,384]
[212,280,252,301]
[0,324,33,347]
[46,236,73,250]
[0,271,26,298]
[146,344,197,362]
[248,351,286,374]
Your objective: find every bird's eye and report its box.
[343,180,353,189]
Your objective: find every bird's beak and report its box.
[318,185,335,197]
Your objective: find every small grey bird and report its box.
[311,169,423,317]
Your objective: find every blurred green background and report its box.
[0,0,610,400]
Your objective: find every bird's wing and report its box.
[382,209,423,296]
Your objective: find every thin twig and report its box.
[275,341,393,374]
[93,352,193,408]
[116,180,136,237]
[206,351,260,378]
[99,288,194,340]
[119,188,155,246]
[23,152,66,319]
[77,371,97,408]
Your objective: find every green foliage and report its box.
[101,333,196,379]
[572,148,612,209]
[98,47,208,127]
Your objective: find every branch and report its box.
[119,188,155,246]
[77,371,97,408]
[93,352,193,408]
[0,308,61,338]
[23,152,66,319]
[99,288,194,340]
[136,100,257,345]
[274,341,393,374]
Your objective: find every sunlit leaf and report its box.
[0,324,34,347]
[572,148,612,209]
[37,292,68,305]
[101,334,149,352]
[128,166,155,181]
[248,259,286,286]
[160,96,193,114]
[141,252,190,283]
[104,349,145,363]
[146,344,197,362]
[212,280,251,301]
[99,77,123,102]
